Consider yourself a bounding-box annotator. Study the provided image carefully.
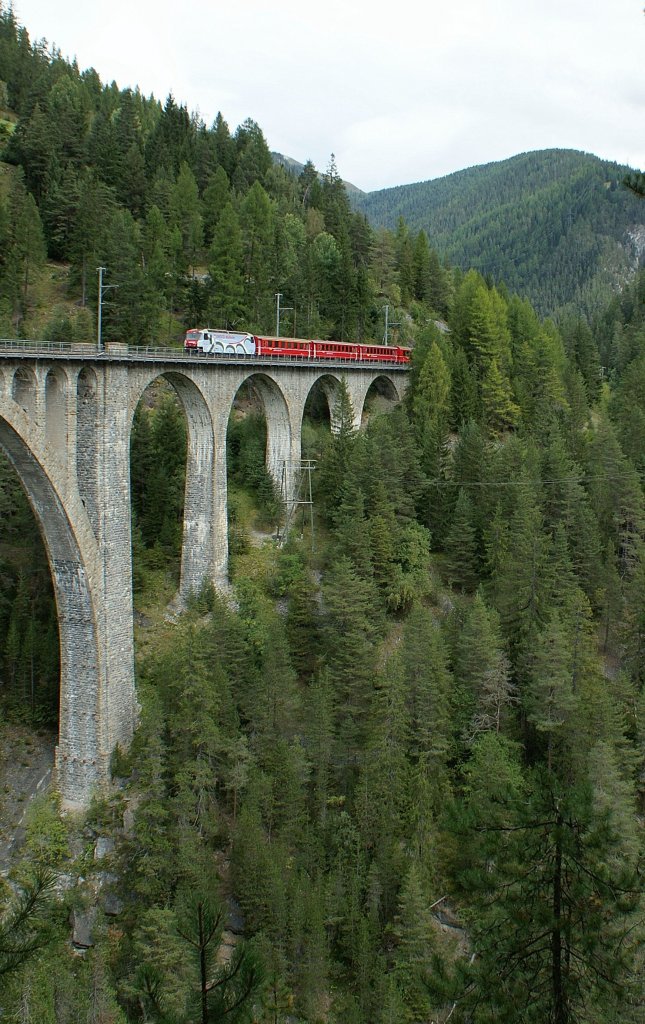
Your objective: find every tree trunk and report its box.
[551,811,567,1024]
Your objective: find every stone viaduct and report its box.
[0,341,408,806]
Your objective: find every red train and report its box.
[184,328,410,364]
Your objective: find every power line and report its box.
[426,472,644,488]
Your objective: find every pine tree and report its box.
[69,171,115,306]
[169,161,203,274]
[322,556,381,776]
[449,344,480,427]
[202,165,230,245]
[444,488,479,591]
[303,668,335,825]
[239,180,274,323]
[207,202,246,327]
[455,771,643,1024]
[395,217,415,303]
[412,229,432,302]
[98,209,161,344]
[354,656,411,915]
[318,378,358,519]
[232,118,272,191]
[401,602,452,774]
[620,539,645,691]
[367,479,398,599]
[333,478,374,579]
[480,357,520,433]
[320,153,351,241]
[120,906,192,1023]
[0,870,55,980]
[451,591,515,748]
[412,340,452,445]
[586,413,644,579]
[175,886,260,1024]
[524,608,578,772]
[1,176,46,327]
[392,860,439,1023]
[488,471,551,683]
[284,561,320,680]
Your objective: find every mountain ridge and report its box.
[349,148,645,318]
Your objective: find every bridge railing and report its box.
[0,338,88,352]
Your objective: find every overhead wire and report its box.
[426,471,644,488]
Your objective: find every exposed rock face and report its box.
[103,889,123,916]
[71,906,97,948]
[94,836,115,860]
[626,224,645,267]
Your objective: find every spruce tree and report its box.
[322,556,381,777]
[403,605,450,746]
[392,860,439,1023]
[444,488,479,591]
[480,357,520,434]
[207,202,246,327]
[455,771,643,1024]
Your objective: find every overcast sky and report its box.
[12,0,645,193]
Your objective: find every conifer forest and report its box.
[0,6,643,1023]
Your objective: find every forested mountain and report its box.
[353,150,645,319]
[0,5,644,1023]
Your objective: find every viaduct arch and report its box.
[0,345,407,805]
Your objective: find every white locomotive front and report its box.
[184,328,256,355]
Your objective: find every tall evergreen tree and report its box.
[207,202,246,327]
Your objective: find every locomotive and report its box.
[184,328,410,364]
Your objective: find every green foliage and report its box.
[452,770,643,1023]
[22,792,69,868]
[208,202,246,327]
[226,409,280,525]
[0,452,59,725]
[0,868,56,979]
[130,387,187,569]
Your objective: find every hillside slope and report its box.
[353,149,645,318]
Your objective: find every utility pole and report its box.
[383,304,400,345]
[275,292,282,336]
[275,292,293,337]
[97,267,118,351]
[97,266,106,350]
